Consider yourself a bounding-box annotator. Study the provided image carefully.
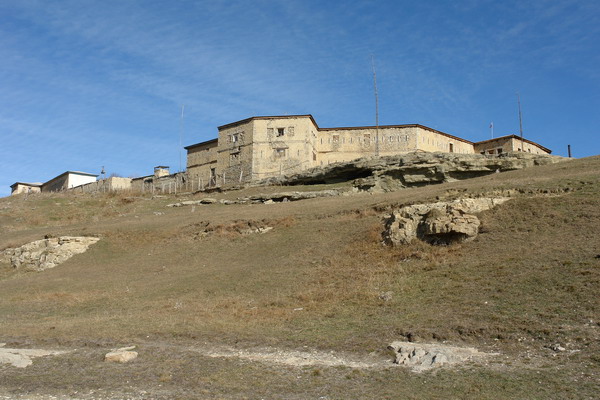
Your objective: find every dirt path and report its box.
[192,343,390,369]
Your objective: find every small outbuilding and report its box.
[10,182,42,195]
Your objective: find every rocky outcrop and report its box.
[105,346,138,363]
[167,198,217,207]
[0,343,67,368]
[383,198,509,245]
[240,189,341,204]
[261,152,566,191]
[0,236,100,271]
[388,341,484,372]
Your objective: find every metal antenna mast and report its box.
[179,105,185,172]
[517,92,524,151]
[371,55,380,157]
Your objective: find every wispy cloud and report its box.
[1,0,598,196]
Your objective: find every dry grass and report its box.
[0,156,599,398]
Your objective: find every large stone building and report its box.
[185,115,551,186]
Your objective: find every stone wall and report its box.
[10,184,41,195]
[186,140,218,187]
[250,117,318,181]
[217,120,254,185]
[474,136,550,155]
[73,177,132,193]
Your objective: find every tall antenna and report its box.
[179,104,185,172]
[371,54,380,157]
[517,92,524,151]
[490,121,494,139]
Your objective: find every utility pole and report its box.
[179,105,185,172]
[490,122,494,139]
[371,55,380,157]
[517,92,524,151]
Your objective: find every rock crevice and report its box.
[383,198,509,246]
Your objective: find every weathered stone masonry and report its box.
[185,115,551,187]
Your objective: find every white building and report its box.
[10,171,98,195]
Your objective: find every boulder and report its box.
[388,341,483,372]
[105,346,138,363]
[383,198,509,246]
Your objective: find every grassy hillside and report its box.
[0,156,599,399]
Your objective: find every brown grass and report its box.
[0,156,599,398]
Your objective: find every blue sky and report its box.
[1,0,599,196]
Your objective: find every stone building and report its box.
[10,182,42,195]
[185,115,551,186]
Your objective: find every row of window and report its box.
[320,134,411,145]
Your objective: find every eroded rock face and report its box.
[388,341,483,372]
[261,152,566,191]
[0,236,100,271]
[383,198,509,246]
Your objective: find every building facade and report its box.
[10,182,42,195]
[10,171,98,196]
[185,115,551,186]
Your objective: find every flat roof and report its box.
[217,114,319,131]
[184,138,218,150]
[10,182,42,188]
[42,171,98,186]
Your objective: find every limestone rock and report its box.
[105,346,138,363]
[1,236,100,271]
[0,346,68,368]
[261,152,566,191]
[388,341,483,372]
[383,198,509,246]
[247,189,340,204]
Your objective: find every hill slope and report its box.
[0,156,599,399]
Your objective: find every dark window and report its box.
[277,128,285,137]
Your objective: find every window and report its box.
[497,148,503,154]
[313,152,317,161]
[230,153,239,161]
[332,135,339,143]
[449,143,454,153]
[288,126,294,135]
[488,150,495,154]
[274,148,286,158]
[363,134,371,143]
[232,133,239,143]
[210,168,216,186]
[277,128,285,137]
